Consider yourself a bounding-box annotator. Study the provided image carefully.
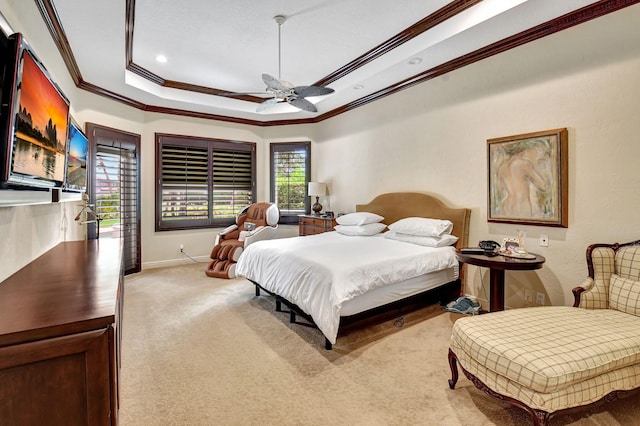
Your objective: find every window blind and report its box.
[212,150,253,219]
[88,123,141,275]
[161,144,209,222]
[156,134,255,230]
[95,147,123,226]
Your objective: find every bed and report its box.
[236,192,471,349]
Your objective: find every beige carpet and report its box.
[120,263,640,426]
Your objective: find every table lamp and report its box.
[308,182,326,215]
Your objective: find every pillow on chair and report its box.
[609,273,640,316]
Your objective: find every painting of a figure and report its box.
[488,128,568,227]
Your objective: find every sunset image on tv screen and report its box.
[66,124,88,190]
[12,50,69,182]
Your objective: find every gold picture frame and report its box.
[487,128,568,227]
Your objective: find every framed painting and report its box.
[487,128,568,227]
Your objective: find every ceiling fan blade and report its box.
[256,98,280,112]
[262,73,288,91]
[294,86,335,98]
[287,96,317,113]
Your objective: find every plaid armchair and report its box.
[573,240,640,309]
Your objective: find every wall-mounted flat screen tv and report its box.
[0,29,12,170]
[64,121,88,192]
[0,33,69,189]
[0,30,10,123]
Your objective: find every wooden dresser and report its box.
[0,239,123,426]
[298,214,337,236]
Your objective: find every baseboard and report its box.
[475,297,524,311]
[142,255,209,270]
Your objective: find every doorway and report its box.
[86,123,141,275]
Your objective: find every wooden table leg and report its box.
[489,268,505,311]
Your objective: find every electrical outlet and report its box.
[540,235,549,247]
[524,289,532,305]
[179,244,184,252]
[536,292,545,305]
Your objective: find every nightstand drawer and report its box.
[307,217,326,226]
[298,215,337,236]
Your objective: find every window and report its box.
[87,122,141,275]
[270,142,310,224]
[156,134,255,231]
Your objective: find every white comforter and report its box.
[236,232,458,344]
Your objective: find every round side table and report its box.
[456,251,546,312]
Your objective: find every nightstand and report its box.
[298,215,337,236]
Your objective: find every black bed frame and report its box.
[249,278,461,350]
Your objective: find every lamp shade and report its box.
[308,182,327,196]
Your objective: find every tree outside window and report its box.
[270,142,310,223]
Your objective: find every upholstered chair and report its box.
[205,203,279,279]
[573,240,640,309]
[448,239,640,425]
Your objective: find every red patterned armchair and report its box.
[205,202,279,279]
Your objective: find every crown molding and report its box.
[36,0,640,127]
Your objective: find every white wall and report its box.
[0,201,84,281]
[2,2,639,309]
[0,1,85,282]
[291,10,640,308]
[136,114,265,268]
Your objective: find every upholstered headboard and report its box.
[355,192,471,249]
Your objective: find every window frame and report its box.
[155,133,256,231]
[270,141,311,224]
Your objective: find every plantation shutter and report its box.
[156,134,255,230]
[270,142,310,223]
[94,147,122,225]
[160,144,209,225]
[94,140,141,274]
[212,150,253,220]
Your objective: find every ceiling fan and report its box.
[226,15,334,113]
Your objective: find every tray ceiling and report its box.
[21,0,640,125]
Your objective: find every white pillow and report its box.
[334,223,387,236]
[387,217,453,237]
[609,274,640,316]
[335,212,384,226]
[384,231,458,247]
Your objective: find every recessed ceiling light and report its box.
[155,54,168,63]
[408,57,422,65]
[353,85,364,90]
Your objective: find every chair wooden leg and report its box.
[451,349,552,426]
[531,410,551,426]
[448,348,459,389]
